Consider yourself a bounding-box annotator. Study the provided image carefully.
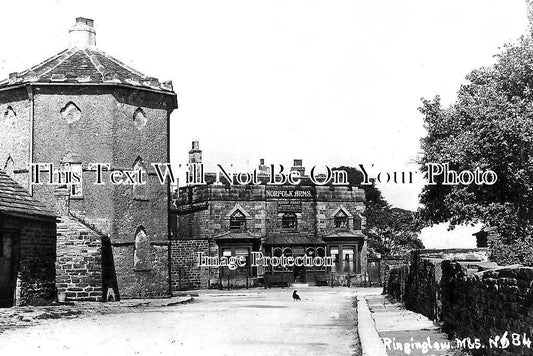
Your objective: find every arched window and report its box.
[229,210,246,231]
[273,248,283,258]
[3,155,14,178]
[60,102,81,124]
[134,226,151,271]
[133,107,147,130]
[334,210,348,229]
[281,213,297,230]
[283,248,293,257]
[3,106,16,121]
[133,156,148,201]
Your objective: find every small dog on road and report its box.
[292,290,301,301]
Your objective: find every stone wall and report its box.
[1,214,57,306]
[381,257,408,292]
[440,262,533,356]
[384,252,440,319]
[384,264,409,302]
[0,88,31,189]
[17,217,57,305]
[385,249,533,355]
[404,256,440,320]
[171,239,210,290]
[55,216,103,301]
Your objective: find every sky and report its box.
[0,0,529,246]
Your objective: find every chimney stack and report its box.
[290,159,305,176]
[188,141,202,164]
[258,158,269,176]
[69,17,96,48]
[187,141,203,185]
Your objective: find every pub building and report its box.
[171,142,367,290]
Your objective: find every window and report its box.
[353,215,362,230]
[69,163,83,198]
[133,157,148,201]
[4,106,16,121]
[60,102,81,124]
[282,213,297,230]
[334,210,348,229]
[222,248,232,257]
[330,247,340,272]
[219,247,250,268]
[343,247,354,273]
[134,226,151,271]
[225,204,250,231]
[229,210,246,231]
[235,247,250,266]
[4,156,14,178]
[133,107,147,130]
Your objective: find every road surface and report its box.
[0,287,360,356]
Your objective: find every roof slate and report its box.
[263,233,325,246]
[0,171,55,219]
[0,48,174,94]
[324,230,366,239]
[214,231,261,240]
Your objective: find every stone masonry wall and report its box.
[440,262,533,356]
[404,255,440,321]
[171,239,210,290]
[3,215,57,306]
[55,216,103,301]
[385,264,409,303]
[385,250,533,355]
[0,88,31,189]
[381,257,408,292]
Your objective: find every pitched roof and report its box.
[0,171,55,219]
[324,230,366,239]
[263,233,325,246]
[214,231,261,241]
[0,47,175,94]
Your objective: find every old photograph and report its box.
[0,1,532,355]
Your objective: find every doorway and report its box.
[0,231,19,307]
[293,264,306,283]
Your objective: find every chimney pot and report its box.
[69,17,96,48]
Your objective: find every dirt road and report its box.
[0,287,360,356]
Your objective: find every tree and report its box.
[334,166,423,256]
[367,207,424,256]
[417,36,533,265]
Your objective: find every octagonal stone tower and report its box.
[0,18,178,300]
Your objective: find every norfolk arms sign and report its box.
[266,187,314,213]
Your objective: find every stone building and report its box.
[0,18,178,300]
[172,142,368,289]
[0,170,57,307]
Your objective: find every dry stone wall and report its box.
[385,250,533,355]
